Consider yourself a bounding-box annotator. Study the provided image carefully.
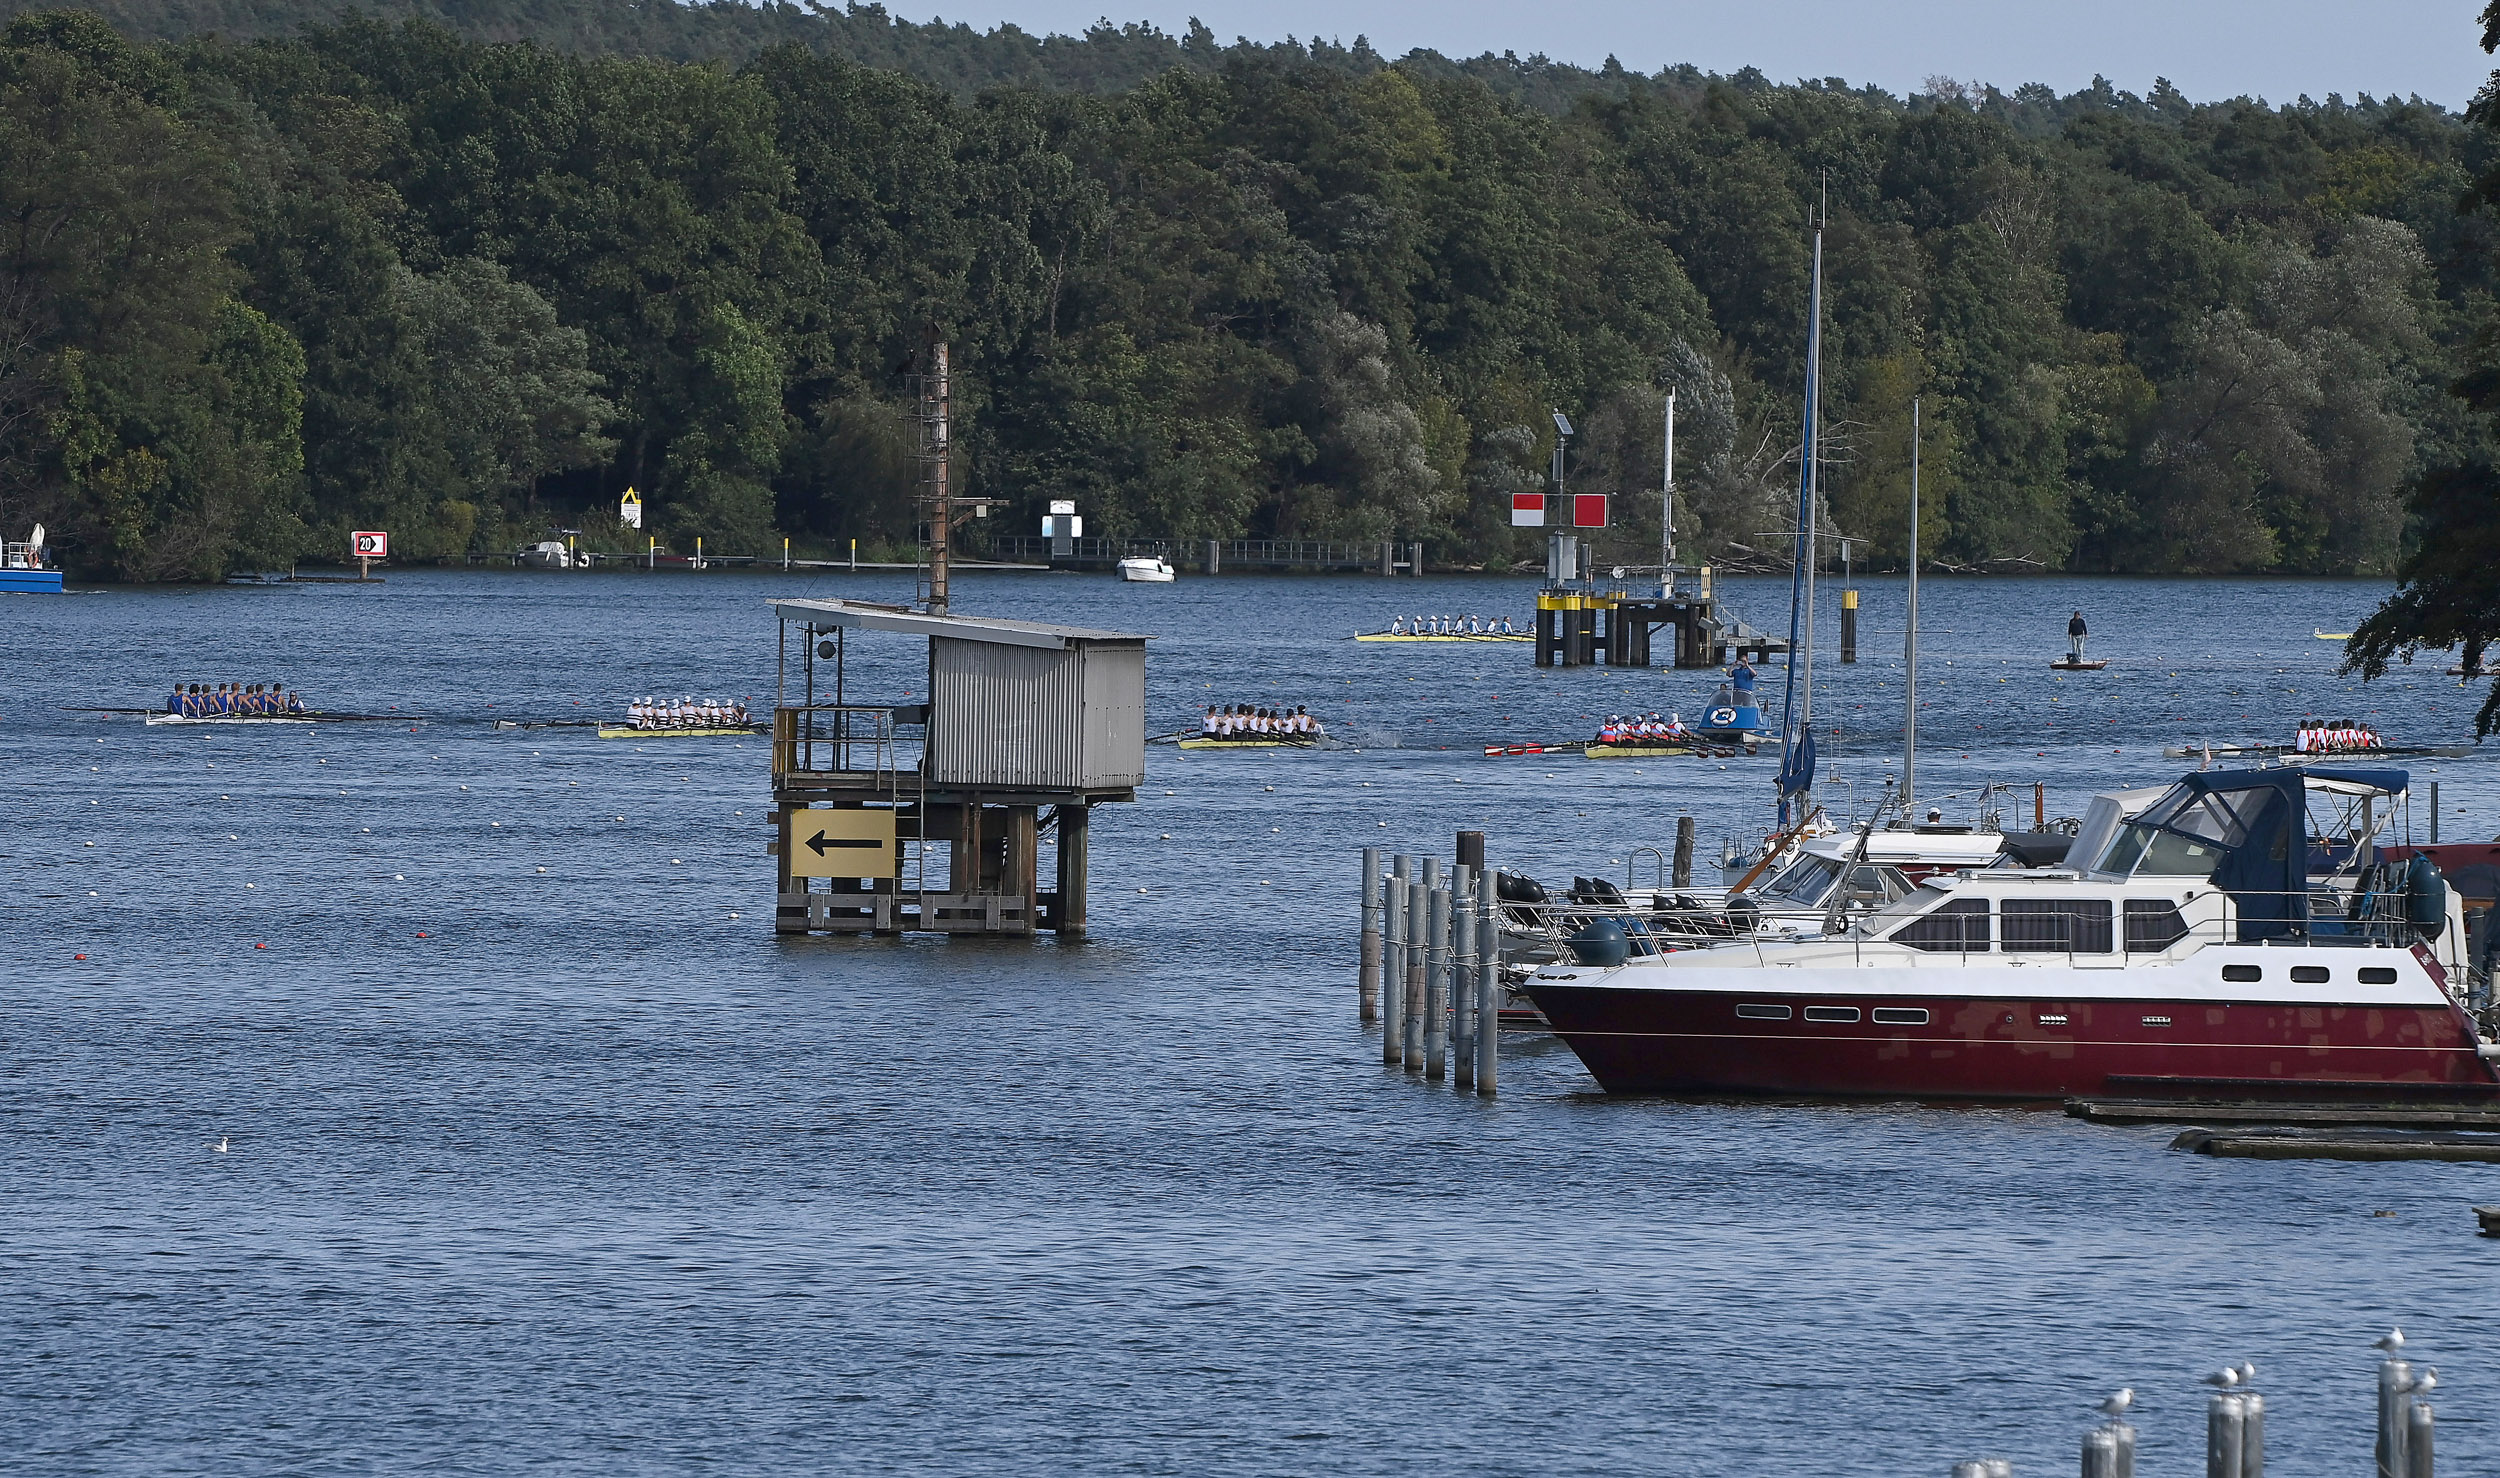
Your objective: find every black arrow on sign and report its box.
[806,831,882,856]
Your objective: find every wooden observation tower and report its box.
[767,598,1146,937]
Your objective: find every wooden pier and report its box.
[767,597,1144,937]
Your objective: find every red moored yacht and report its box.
[1525,768,2499,1099]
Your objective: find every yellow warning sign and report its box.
[787,807,898,879]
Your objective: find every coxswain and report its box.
[1303,706,1325,737]
[276,683,301,714]
[2067,609,2088,665]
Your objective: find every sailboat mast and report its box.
[1903,396,1919,820]
[1801,229,1821,738]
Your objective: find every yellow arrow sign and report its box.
[787,807,898,879]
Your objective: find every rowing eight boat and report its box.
[1177,736,1319,750]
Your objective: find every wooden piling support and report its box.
[1359,847,1381,1022]
[1673,816,1695,889]
[1383,861,1408,1065]
[1053,804,1089,936]
[2207,1393,2245,1478]
[1425,884,1450,1080]
[1403,879,1427,1072]
[1475,866,1498,1095]
[2406,1399,2432,1478]
[2379,1359,2412,1478]
[1453,865,1476,1089]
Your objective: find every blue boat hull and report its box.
[0,569,63,593]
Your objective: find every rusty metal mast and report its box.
[915,332,953,614]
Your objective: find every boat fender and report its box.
[1495,871,1547,905]
[1566,917,1630,968]
[1726,893,1760,928]
[2405,853,2448,937]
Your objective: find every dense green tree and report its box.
[10,1,2500,578]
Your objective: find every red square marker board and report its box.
[1571,494,1608,528]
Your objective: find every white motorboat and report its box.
[1115,555,1175,583]
[1525,766,2495,1099]
[518,540,573,570]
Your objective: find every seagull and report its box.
[2202,1368,2241,1389]
[2374,1329,2406,1355]
[2097,1389,2133,1419]
[2411,1367,2438,1394]
[2237,1361,2257,1387]
[214,1137,228,1153]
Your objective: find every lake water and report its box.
[5,568,2496,1476]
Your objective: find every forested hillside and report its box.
[0,3,2490,579]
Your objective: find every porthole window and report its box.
[1803,1005,1860,1023]
[2290,966,2329,984]
[2221,964,2262,983]
[1736,1003,1792,1020]
[1872,1007,1929,1025]
[2359,967,2399,985]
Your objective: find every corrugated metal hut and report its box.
[766,598,1147,937]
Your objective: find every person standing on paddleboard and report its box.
[2067,610,2088,664]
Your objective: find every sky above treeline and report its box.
[916,0,2494,107]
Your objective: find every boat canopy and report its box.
[2300,764,2409,797]
[2096,769,2307,939]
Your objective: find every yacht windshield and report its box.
[1761,855,1842,906]
[2096,820,2226,878]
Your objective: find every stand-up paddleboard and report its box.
[2049,658,2109,671]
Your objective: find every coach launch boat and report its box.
[1525,767,2497,1099]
